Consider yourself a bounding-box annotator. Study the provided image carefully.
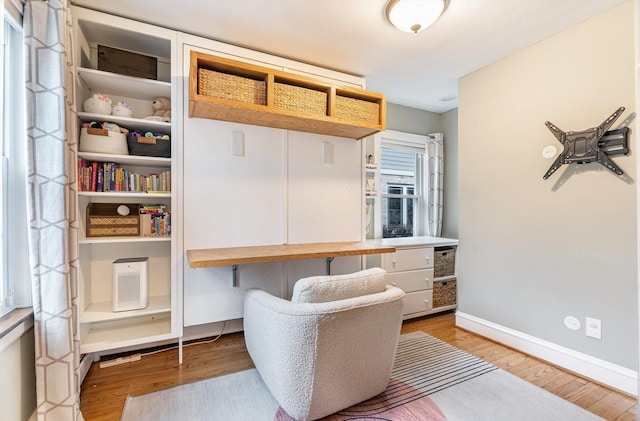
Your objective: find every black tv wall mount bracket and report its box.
[543,106,629,180]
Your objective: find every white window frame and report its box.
[386,184,416,228]
[1,0,29,317]
[379,132,428,238]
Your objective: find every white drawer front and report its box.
[382,247,434,272]
[403,290,434,315]
[386,269,434,293]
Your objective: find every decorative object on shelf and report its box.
[100,121,129,134]
[79,123,129,155]
[98,44,157,80]
[86,203,141,237]
[366,179,375,192]
[139,204,171,237]
[116,204,131,216]
[385,0,449,34]
[127,132,171,158]
[365,204,373,234]
[112,257,149,312]
[543,107,629,180]
[112,100,133,117]
[144,96,171,122]
[78,159,171,193]
[83,93,112,115]
[367,154,374,165]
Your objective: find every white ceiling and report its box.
[71,0,626,113]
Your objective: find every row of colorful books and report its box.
[78,159,171,193]
[140,205,171,237]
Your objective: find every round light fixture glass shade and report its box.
[386,0,447,33]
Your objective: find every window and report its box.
[1,6,29,317]
[380,146,424,238]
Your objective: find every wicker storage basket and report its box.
[127,135,171,158]
[86,203,140,237]
[198,68,266,105]
[433,279,457,308]
[434,247,456,278]
[335,95,380,125]
[274,83,327,117]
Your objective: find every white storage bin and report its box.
[79,127,128,155]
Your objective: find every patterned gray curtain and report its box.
[24,0,83,419]
[426,133,444,237]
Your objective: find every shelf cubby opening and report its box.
[196,57,269,107]
[334,88,384,126]
[189,51,386,139]
[272,75,331,118]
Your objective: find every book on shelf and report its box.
[139,204,171,237]
[77,159,171,194]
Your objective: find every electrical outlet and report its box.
[585,317,601,340]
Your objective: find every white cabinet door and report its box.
[183,119,286,249]
[182,118,286,325]
[386,269,434,293]
[403,290,434,315]
[382,247,434,272]
[287,131,362,243]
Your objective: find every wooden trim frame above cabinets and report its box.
[188,51,386,139]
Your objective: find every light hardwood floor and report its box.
[80,311,637,420]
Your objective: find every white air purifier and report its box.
[112,257,149,312]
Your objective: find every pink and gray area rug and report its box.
[122,331,604,420]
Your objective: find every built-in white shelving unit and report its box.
[72,6,180,355]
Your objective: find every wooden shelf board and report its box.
[190,97,382,140]
[77,112,171,134]
[80,295,171,323]
[80,316,174,354]
[77,151,171,168]
[79,235,170,245]
[77,67,171,100]
[78,191,171,199]
[187,241,396,269]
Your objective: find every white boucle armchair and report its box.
[243,267,405,421]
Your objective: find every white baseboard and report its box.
[455,311,638,396]
[79,352,94,384]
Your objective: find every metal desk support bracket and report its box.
[325,257,335,275]
[231,258,334,287]
[232,264,239,287]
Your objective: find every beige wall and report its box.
[441,108,458,238]
[458,0,637,369]
[386,102,441,134]
[0,328,36,420]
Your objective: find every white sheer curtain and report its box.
[24,0,83,419]
[425,133,444,237]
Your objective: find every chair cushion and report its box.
[291,267,387,303]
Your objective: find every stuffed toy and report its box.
[82,121,129,135]
[144,97,171,122]
[112,101,133,118]
[83,93,112,115]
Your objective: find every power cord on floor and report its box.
[140,320,228,357]
[99,321,228,367]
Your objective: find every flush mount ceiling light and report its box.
[385,0,448,33]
